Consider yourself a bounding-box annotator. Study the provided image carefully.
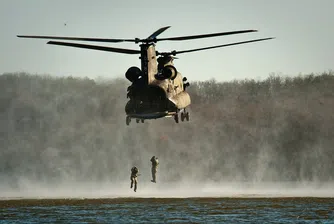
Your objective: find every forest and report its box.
[0,71,333,188]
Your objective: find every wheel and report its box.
[126,116,131,125]
[136,119,140,123]
[174,114,179,123]
[141,119,144,123]
[186,112,189,121]
[181,112,185,122]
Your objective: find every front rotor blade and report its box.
[169,37,275,55]
[147,26,171,40]
[47,41,141,54]
[17,35,136,43]
[155,29,258,42]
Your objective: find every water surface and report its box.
[1,197,333,223]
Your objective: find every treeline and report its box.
[0,71,333,186]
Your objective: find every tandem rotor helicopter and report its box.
[17,26,274,125]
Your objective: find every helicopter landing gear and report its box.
[126,116,131,125]
[175,109,190,124]
[174,113,179,123]
[127,116,145,125]
[181,110,190,122]
[136,119,145,123]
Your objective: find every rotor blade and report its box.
[17,35,136,43]
[147,26,171,40]
[155,29,258,42]
[164,37,275,55]
[47,41,141,54]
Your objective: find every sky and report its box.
[1,0,333,82]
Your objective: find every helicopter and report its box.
[17,26,274,125]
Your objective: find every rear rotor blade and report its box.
[17,35,136,43]
[147,26,171,40]
[47,41,141,54]
[155,29,258,42]
[159,37,275,55]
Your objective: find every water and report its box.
[1,182,333,223]
[1,197,333,223]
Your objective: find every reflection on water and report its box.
[1,198,333,223]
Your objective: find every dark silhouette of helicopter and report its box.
[17,26,274,125]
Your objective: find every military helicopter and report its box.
[17,26,274,125]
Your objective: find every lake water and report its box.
[1,182,333,223]
[1,198,333,223]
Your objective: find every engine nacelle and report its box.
[155,65,177,80]
[125,66,142,82]
[162,65,177,80]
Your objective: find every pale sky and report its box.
[1,0,333,81]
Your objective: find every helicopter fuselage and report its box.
[125,43,191,122]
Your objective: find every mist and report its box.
[0,72,333,198]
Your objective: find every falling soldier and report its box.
[150,156,159,183]
[130,166,139,192]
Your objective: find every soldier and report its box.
[150,156,159,183]
[130,166,139,192]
